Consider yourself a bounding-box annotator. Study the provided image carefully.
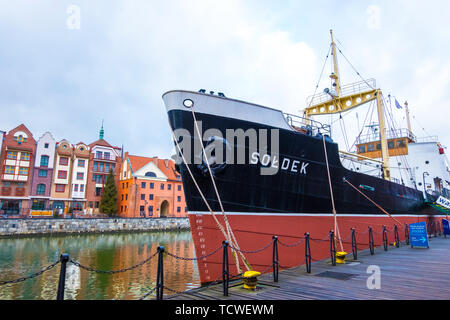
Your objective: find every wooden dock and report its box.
[166,236,450,300]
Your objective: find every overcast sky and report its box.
[1,1,449,158]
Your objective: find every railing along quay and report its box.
[0,221,448,300]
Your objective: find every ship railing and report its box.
[306,78,377,107]
[283,113,331,137]
[415,135,439,143]
[356,128,416,144]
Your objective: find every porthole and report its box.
[425,161,430,164]
[183,99,194,108]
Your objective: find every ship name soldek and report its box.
[250,151,309,174]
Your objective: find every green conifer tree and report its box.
[100,169,118,216]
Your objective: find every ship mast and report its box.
[303,29,391,181]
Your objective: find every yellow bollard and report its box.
[242,271,261,290]
[336,251,347,264]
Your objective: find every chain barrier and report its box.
[382,226,388,251]
[305,233,312,273]
[229,240,273,254]
[330,231,336,266]
[351,228,358,260]
[69,251,158,274]
[272,236,279,282]
[139,286,158,300]
[278,237,305,247]
[0,259,60,286]
[369,227,375,255]
[165,245,222,261]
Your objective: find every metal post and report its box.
[305,233,311,274]
[351,228,357,260]
[394,225,400,248]
[330,231,336,266]
[56,254,69,300]
[156,246,164,300]
[382,226,388,251]
[405,224,410,245]
[222,241,229,296]
[272,236,279,282]
[369,227,374,255]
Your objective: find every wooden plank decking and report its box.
[166,236,450,300]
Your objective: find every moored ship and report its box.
[162,30,450,284]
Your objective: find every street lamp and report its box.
[423,172,430,199]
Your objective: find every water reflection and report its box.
[0,231,200,300]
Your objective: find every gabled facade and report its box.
[0,124,36,216]
[30,132,56,210]
[118,153,187,218]
[50,139,74,213]
[70,143,90,211]
[86,138,121,214]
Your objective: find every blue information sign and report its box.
[409,222,429,248]
[443,219,450,236]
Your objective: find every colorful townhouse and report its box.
[85,128,122,215]
[70,142,90,212]
[29,132,57,210]
[49,139,74,214]
[118,153,187,218]
[0,124,36,216]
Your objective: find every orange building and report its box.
[118,153,187,218]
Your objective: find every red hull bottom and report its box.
[189,213,444,284]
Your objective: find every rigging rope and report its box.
[322,135,344,252]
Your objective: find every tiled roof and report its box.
[128,155,180,181]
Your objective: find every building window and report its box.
[160,184,164,190]
[358,146,366,153]
[125,205,127,212]
[21,152,30,161]
[99,163,104,172]
[150,183,154,189]
[177,207,181,212]
[55,184,65,193]
[76,172,84,180]
[19,167,28,175]
[80,184,84,192]
[59,157,69,166]
[121,194,124,201]
[96,151,102,159]
[388,141,395,149]
[36,184,46,195]
[105,163,110,173]
[121,206,123,213]
[40,155,49,167]
[74,184,78,192]
[123,171,126,178]
[7,151,17,160]
[125,194,128,200]
[141,182,146,188]
[178,185,181,191]
[376,143,381,150]
[44,143,49,148]
[149,194,153,200]
[140,206,145,214]
[168,184,172,190]
[145,171,157,177]
[38,169,47,177]
[103,152,110,160]
[126,182,128,188]
[95,187,102,196]
[367,144,375,152]
[148,206,153,215]
[141,194,145,200]
[58,170,67,179]
[177,196,181,202]
[4,166,14,174]
[18,182,24,187]
[95,202,99,208]
[94,162,98,172]
[122,182,125,189]
[89,202,93,208]
[78,159,85,167]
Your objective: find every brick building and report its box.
[85,126,121,215]
[118,153,187,218]
[0,124,36,216]
[29,132,57,210]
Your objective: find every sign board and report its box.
[30,210,53,217]
[409,222,429,248]
[443,219,450,236]
[436,196,450,210]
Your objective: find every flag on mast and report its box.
[395,99,402,109]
